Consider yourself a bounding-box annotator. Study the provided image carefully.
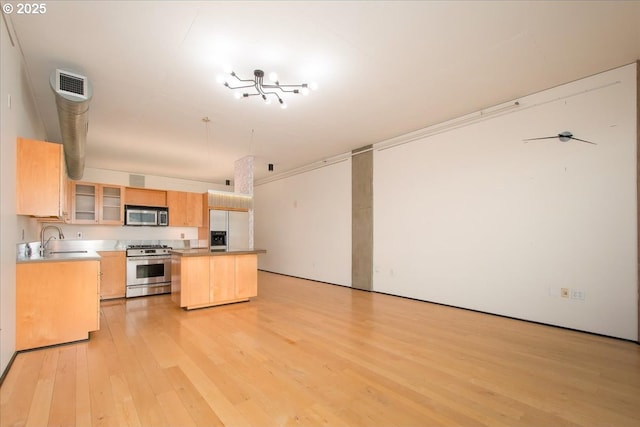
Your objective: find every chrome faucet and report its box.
[40,225,65,256]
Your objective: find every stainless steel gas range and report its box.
[126,244,172,298]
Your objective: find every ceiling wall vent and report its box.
[50,69,93,180]
[129,174,145,188]
[55,69,89,99]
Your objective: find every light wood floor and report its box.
[2,271,640,427]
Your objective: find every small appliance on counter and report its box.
[126,244,172,297]
[124,205,168,226]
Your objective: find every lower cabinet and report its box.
[98,251,126,299]
[16,260,100,351]
[235,254,258,299]
[211,256,236,302]
[172,255,209,307]
[172,254,258,310]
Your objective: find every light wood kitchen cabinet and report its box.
[101,185,125,223]
[16,260,100,351]
[125,187,167,206]
[16,137,69,219]
[171,255,210,307]
[211,256,236,301]
[69,182,125,224]
[197,192,210,241]
[171,252,259,310]
[235,254,258,299]
[167,190,204,227]
[98,251,126,299]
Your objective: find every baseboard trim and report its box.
[258,269,352,289]
[0,351,18,386]
[377,289,639,345]
[258,270,639,345]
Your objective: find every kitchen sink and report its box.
[18,249,99,263]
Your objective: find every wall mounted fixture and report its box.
[523,131,597,145]
[218,69,317,109]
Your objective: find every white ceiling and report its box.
[7,1,640,184]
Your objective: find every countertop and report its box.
[171,248,267,257]
[17,250,101,264]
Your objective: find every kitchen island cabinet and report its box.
[16,259,100,350]
[171,249,265,310]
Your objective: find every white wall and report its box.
[81,167,226,193]
[254,160,352,286]
[1,17,47,376]
[374,64,638,340]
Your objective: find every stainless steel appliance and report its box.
[125,205,169,226]
[126,244,172,297]
[228,210,250,248]
[209,209,249,250]
[210,209,228,251]
[210,230,227,251]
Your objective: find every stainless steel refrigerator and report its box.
[209,210,250,250]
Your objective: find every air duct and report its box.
[50,69,93,180]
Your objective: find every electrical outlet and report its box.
[180,233,185,239]
[571,289,586,300]
[561,288,570,298]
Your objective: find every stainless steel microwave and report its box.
[124,205,169,226]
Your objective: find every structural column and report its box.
[234,155,254,248]
[636,61,640,343]
[352,145,373,291]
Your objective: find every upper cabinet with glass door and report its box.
[70,182,125,225]
[72,182,98,223]
[100,185,125,224]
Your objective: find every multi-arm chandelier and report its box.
[217,69,317,109]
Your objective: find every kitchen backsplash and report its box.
[19,221,198,244]
[17,238,200,260]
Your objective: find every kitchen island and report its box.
[170,248,266,310]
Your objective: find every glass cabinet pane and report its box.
[74,184,96,221]
[101,186,122,222]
